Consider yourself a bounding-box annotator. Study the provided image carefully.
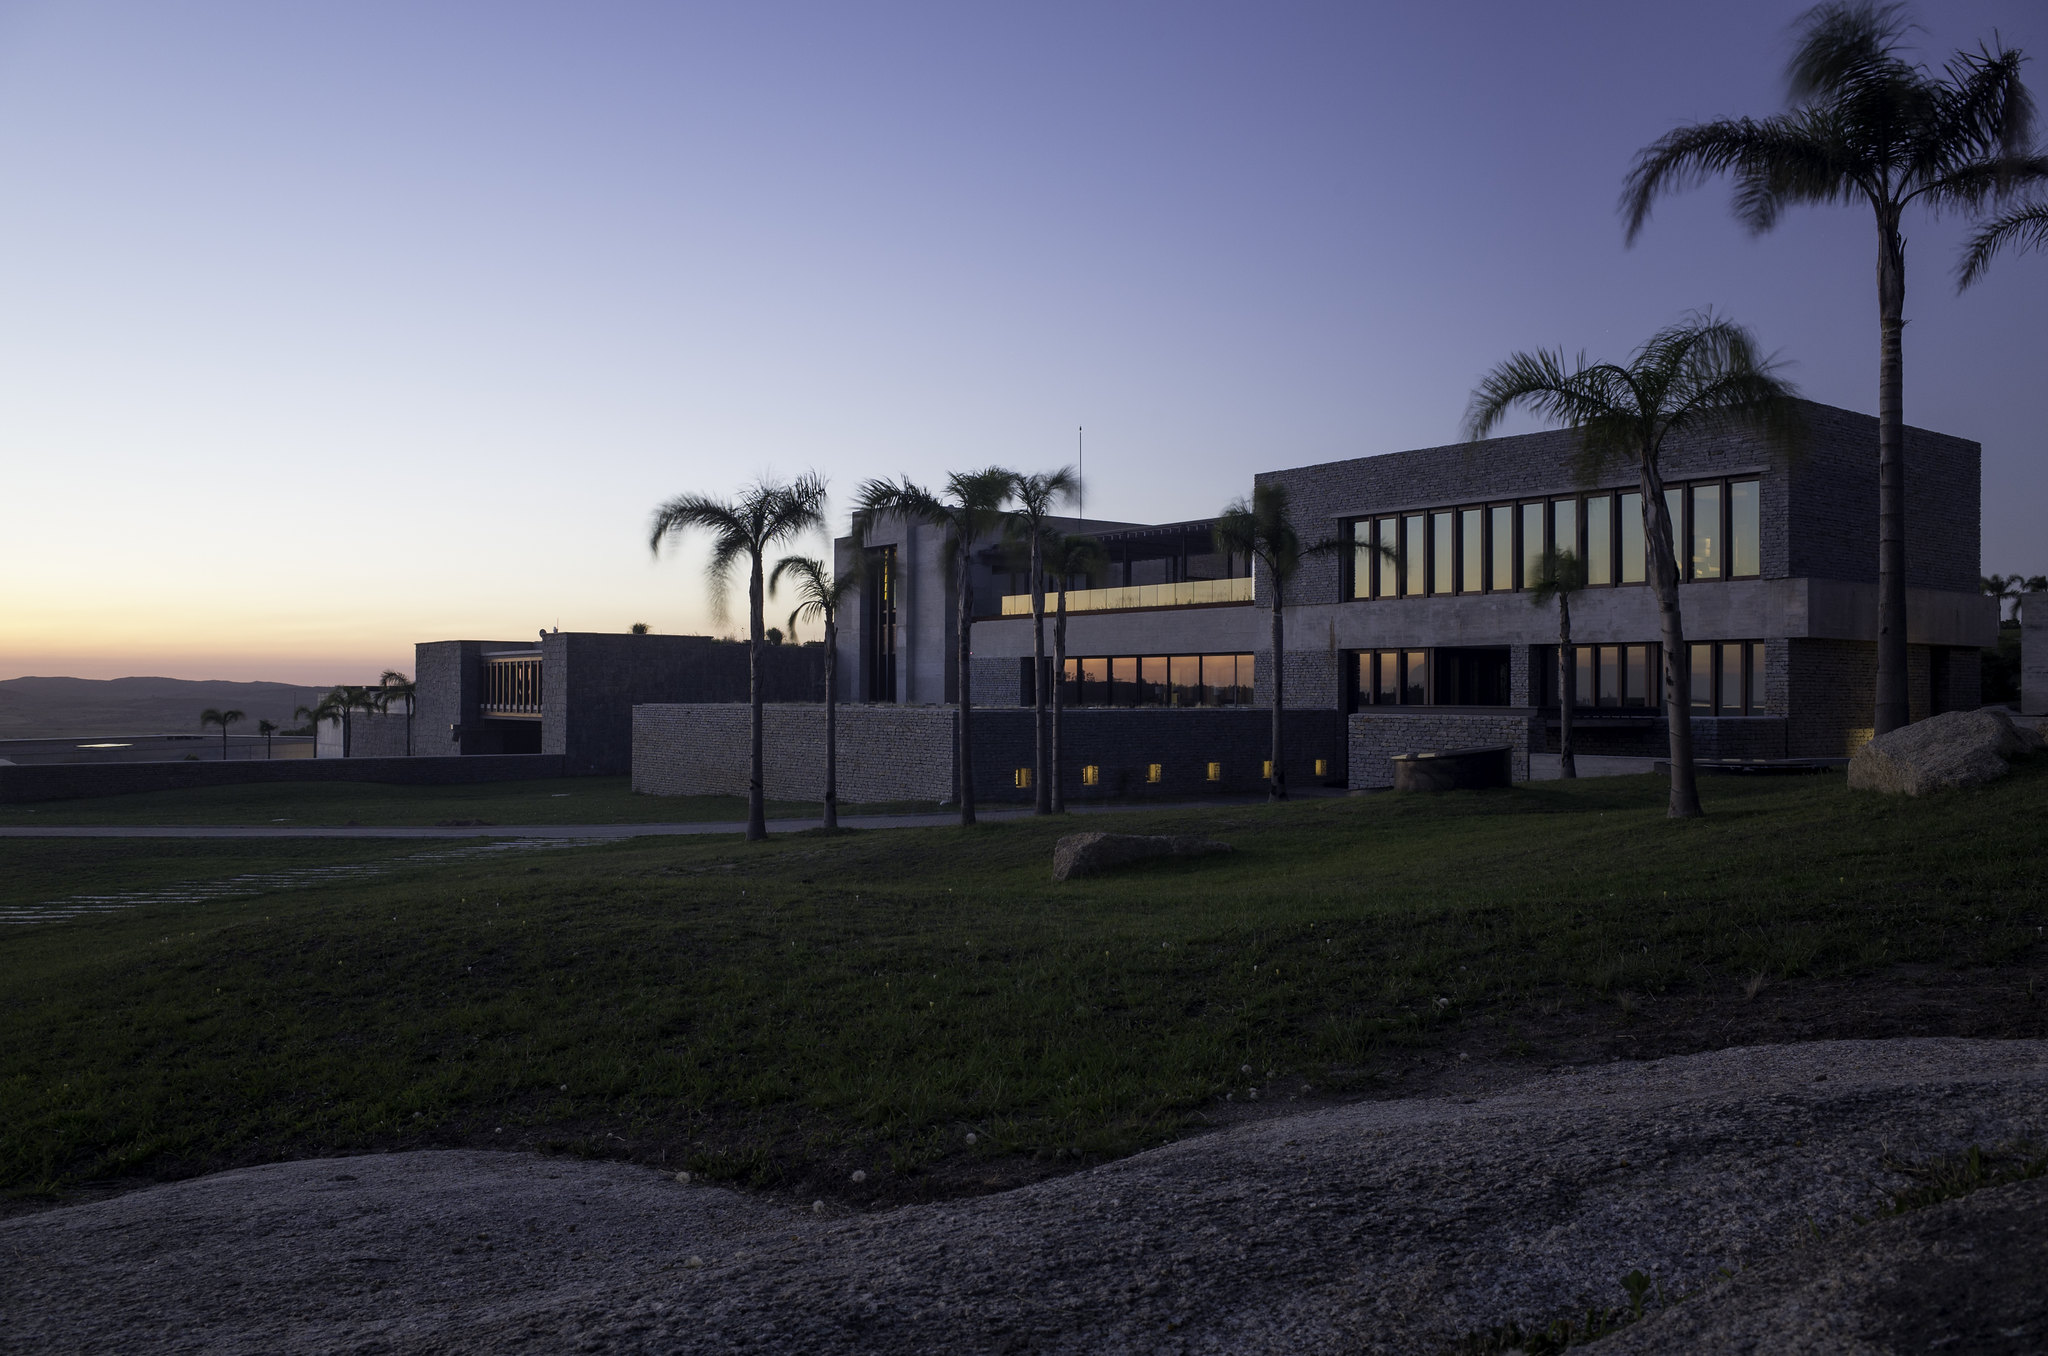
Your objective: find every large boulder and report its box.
[1052,832,1233,882]
[1847,707,2045,796]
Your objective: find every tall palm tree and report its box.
[1960,200,2048,285]
[650,473,829,842]
[376,670,417,756]
[771,553,858,831]
[1213,484,1311,803]
[1621,1,2041,737]
[198,708,244,760]
[1528,549,1588,780]
[295,686,372,757]
[1466,315,1802,819]
[1042,531,1107,814]
[1005,466,1079,814]
[852,468,1016,827]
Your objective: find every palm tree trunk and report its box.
[1641,464,1701,818]
[1558,593,1576,779]
[823,615,838,831]
[1268,578,1286,802]
[1030,532,1049,814]
[1873,217,1910,736]
[747,551,767,841]
[1051,592,1068,814]
[956,539,977,827]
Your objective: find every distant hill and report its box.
[0,676,338,739]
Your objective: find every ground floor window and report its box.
[1349,647,1508,707]
[1688,640,1767,715]
[1061,653,1253,707]
[1534,643,1658,709]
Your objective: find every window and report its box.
[1489,505,1513,591]
[1352,650,1440,707]
[1431,511,1454,594]
[1063,654,1253,708]
[1349,520,1375,600]
[1585,494,1613,586]
[1169,655,1202,706]
[1262,760,1274,779]
[1730,479,1761,577]
[1619,492,1646,584]
[1686,641,1768,714]
[1460,507,1483,594]
[1433,647,1511,705]
[1375,517,1399,598]
[1520,502,1545,588]
[1206,762,1222,782]
[1146,763,1162,784]
[1748,641,1767,712]
[1690,643,1714,712]
[1664,486,1684,578]
[1314,758,1329,777]
[1111,656,1139,707]
[1403,514,1426,595]
[1691,483,1722,580]
[1551,498,1578,569]
[1013,768,1032,789]
[1536,643,1658,708]
[1402,650,1429,705]
[1082,764,1101,786]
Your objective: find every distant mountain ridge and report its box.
[0,676,337,739]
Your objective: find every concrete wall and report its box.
[2024,595,2047,716]
[0,754,566,804]
[1349,711,1541,789]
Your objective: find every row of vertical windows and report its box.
[1531,641,1768,715]
[1062,654,1254,708]
[1689,641,1768,716]
[1349,647,1512,708]
[1347,478,1761,600]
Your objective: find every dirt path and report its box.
[5,1038,2043,1354]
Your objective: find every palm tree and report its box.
[771,553,858,831]
[198,708,244,760]
[257,718,277,758]
[1213,484,1312,803]
[376,670,417,756]
[1621,1,2041,737]
[1960,200,2048,286]
[1983,572,2048,624]
[1042,531,1107,814]
[1528,549,1588,779]
[1005,467,1079,814]
[650,473,829,842]
[852,468,1016,827]
[1466,314,1802,819]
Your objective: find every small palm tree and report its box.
[1622,1,2041,737]
[651,473,828,841]
[1042,531,1107,813]
[852,468,1017,827]
[257,718,277,759]
[771,553,859,831]
[1960,200,2048,286]
[630,621,651,634]
[376,670,417,756]
[198,708,244,760]
[1466,314,1802,819]
[1213,484,1313,803]
[1005,466,1079,814]
[1528,549,1588,780]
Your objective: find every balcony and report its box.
[998,576,1253,617]
[481,652,543,719]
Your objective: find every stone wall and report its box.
[0,754,567,805]
[632,704,957,803]
[2026,595,2047,717]
[1348,711,1541,789]
[967,707,1347,802]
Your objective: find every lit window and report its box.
[1206,762,1222,782]
[1314,758,1329,777]
[1013,767,1032,789]
[1146,763,1162,784]
[1262,760,1274,779]
[1081,764,1100,787]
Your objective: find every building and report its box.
[710,399,1992,803]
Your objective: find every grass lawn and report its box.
[3,765,2044,1211]
[0,776,940,826]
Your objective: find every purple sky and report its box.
[0,0,2041,682]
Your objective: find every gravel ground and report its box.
[4,1037,2043,1355]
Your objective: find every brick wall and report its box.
[633,704,958,803]
[968,707,1347,802]
[1786,639,1875,755]
[2025,597,2048,716]
[1785,404,1981,592]
[1348,711,1541,789]
[0,754,567,804]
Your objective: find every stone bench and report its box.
[1389,744,1513,792]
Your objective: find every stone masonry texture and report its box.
[0,754,567,805]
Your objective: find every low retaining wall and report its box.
[0,754,567,804]
[633,703,1349,803]
[1349,711,1540,789]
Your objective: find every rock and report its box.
[1051,832,1234,882]
[1847,707,2045,796]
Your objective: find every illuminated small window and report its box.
[1146,763,1162,784]
[1206,762,1222,782]
[1314,758,1329,777]
[1013,767,1032,789]
[1082,764,1100,786]
[1262,760,1274,779]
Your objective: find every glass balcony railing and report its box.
[999,576,1253,617]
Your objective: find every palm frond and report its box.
[1957,198,2048,286]
[1527,549,1587,607]
[1786,2,1914,105]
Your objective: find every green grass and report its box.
[0,776,940,826]
[2,766,2043,1203]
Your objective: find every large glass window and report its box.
[1624,644,1652,708]
[1663,487,1684,580]
[1138,656,1168,706]
[1169,655,1202,706]
[1539,642,1659,708]
[1730,478,1760,577]
[1585,494,1613,586]
[1459,507,1483,594]
[1575,646,1595,707]
[1551,498,1578,571]
[1111,656,1140,707]
[1620,491,1645,585]
[1689,643,1714,712]
[1350,520,1374,600]
[1403,514,1425,596]
[1489,505,1513,591]
[1431,510,1454,594]
[1402,651,1429,705]
[1718,643,1743,716]
[1598,645,1622,706]
[1520,502,1545,588]
[1433,647,1510,705]
[1691,482,1722,580]
[1063,653,1254,707]
[1375,517,1398,598]
[1748,641,1766,713]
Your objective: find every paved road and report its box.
[0,798,1284,840]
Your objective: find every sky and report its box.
[1,0,2042,684]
